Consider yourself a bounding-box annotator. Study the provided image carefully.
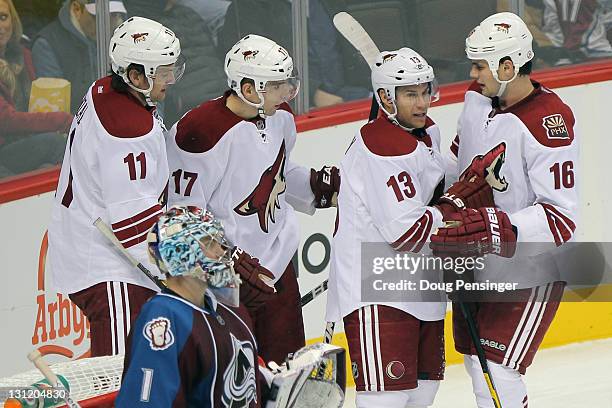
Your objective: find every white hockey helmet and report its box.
[225,34,299,114]
[466,12,533,95]
[109,16,184,105]
[371,48,439,127]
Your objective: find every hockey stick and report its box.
[93,217,167,290]
[457,301,503,408]
[300,279,328,307]
[314,11,383,345]
[27,350,81,408]
[333,11,381,122]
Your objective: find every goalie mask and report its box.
[371,48,439,130]
[109,16,185,106]
[466,12,534,97]
[225,34,300,117]
[147,206,241,306]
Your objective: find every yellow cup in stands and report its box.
[28,78,71,114]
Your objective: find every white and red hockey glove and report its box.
[431,207,517,258]
[436,172,495,220]
[310,166,340,208]
[231,247,276,310]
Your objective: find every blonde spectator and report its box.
[0,0,73,178]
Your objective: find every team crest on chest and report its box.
[143,317,175,351]
[234,141,286,233]
[541,114,569,139]
[462,142,508,192]
[222,333,256,407]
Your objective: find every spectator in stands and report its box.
[177,0,230,47]
[125,0,226,124]
[539,0,612,65]
[219,0,369,108]
[0,0,73,178]
[31,0,127,113]
[14,0,63,43]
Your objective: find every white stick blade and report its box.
[333,12,380,67]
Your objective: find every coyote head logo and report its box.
[234,141,286,232]
[132,33,148,44]
[461,142,508,192]
[242,50,259,61]
[494,23,511,34]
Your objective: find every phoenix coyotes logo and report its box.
[242,50,259,61]
[234,141,286,233]
[542,114,569,139]
[382,53,397,63]
[131,33,148,43]
[494,23,511,33]
[462,142,508,192]
[222,334,256,408]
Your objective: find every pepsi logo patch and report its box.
[143,316,175,351]
[385,360,405,380]
[542,114,569,139]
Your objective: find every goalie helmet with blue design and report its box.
[147,206,241,305]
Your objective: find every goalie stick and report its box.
[333,11,381,122]
[93,217,167,290]
[27,350,81,408]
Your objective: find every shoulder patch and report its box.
[142,316,175,351]
[506,84,575,148]
[361,117,419,157]
[91,76,154,138]
[541,113,570,140]
[175,94,242,153]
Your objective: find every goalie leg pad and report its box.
[464,355,527,408]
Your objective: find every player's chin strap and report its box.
[237,88,268,119]
[123,74,157,106]
[262,343,346,408]
[494,69,519,98]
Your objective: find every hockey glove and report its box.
[310,166,340,208]
[436,173,495,220]
[430,207,517,258]
[231,247,276,311]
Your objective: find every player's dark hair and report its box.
[499,57,533,76]
[110,63,146,93]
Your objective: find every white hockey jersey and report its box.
[166,92,315,280]
[326,116,447,323]
[450,80,579,287]
[48,76,169,294]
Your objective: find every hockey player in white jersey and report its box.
[431,12,579,408]
[165,34,340,364]
[326,48,495,408]
[47,16,185,357]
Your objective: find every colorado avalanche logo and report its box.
[494,23,511,33]
[222,334,256,407]
[462,142,508,192]
[143,317,174,351]
[132,32,148,44]
[234,141,286,233]
[242,50,259,61]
